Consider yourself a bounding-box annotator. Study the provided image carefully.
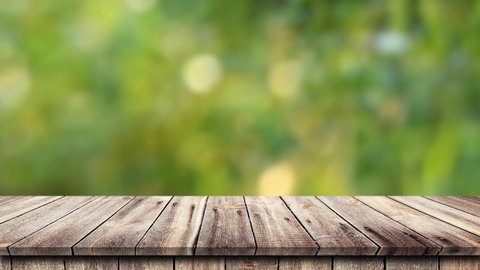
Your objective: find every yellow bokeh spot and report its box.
[182,54,223,94]
[258,162,296,195]
[0,64,30,109]
[268,59,303,99]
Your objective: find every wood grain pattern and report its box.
[0,197,25,207]
[279,257,331,270]
[440,257,480,270]
[12,257,64,270]
[65,257,118,270]
[319,196,439,256]
[391,196,480,236]
[120,257,173,270]
[226,257,277,270]
[426,196,480,217]
[196,196,255,256]
[357,196,480,255]
[0,256,10,270]
[176,257,224,270]
[74,196,171,255]
[333,257,383,270]
[0,196,61,224]
[136,196,208,255]
[245,196,318,255]
[10,196,133,255]
[282,196,378,255]
[0,196,93,256]
[386,257,438,270]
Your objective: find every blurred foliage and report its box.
[0,0,479,195]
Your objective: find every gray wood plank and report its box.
[0,196,93,256]
[12,257,64,270]
[245,196,318,255]
[279,257,331,270]
[386,257,438,270]
[176,257,224,270]
[196,196,256,256]
[74,196,171,256]
[65,257,118,270]
[334,257,383,270]
[226,257,277,270]
[440,257,479,270]
[357,196,480,255]
[0,197,25,207]
[0,196,62,224]
[426,196,480,217]
[0,256,10,270]
[283,196,378,255]
[391,196,480,236]
[10,196,133,255]
[319,196,440,256]
[119,257,173,270]
[136,196,208,255]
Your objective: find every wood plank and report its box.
[65,257,117,270]
[0,196,93,256]
[440,257,479,270]
[12,257,64,270]
[136,196,208,256]
[0,197,25,207]
[282,196,378,255]
[0,196,62,224]
[319,197,440,256]
[386,257,437,270]
[119,257,173,270]
[176,257,224,270]
[426,196,480,217]
[196,196,256,256]
[74,196,171,255]
[226,257,277,270]
[391,196,480,236]
[333,257,383,270]
[244,196,318,255]
[9,196,133,255]
[0,256,10,270]
[357,196,480,255]
[279,257,331,270]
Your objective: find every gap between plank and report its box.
[0,196,64,226]
[422,196,480,218]
[243,196,258,256]
[192,196,209,255]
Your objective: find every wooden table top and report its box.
[0,196,478,257]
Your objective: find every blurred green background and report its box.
[1,0,479,195]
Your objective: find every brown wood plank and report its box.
[0,196,62,224]
[0,196,93,256]
[319,196,440,256]
[391,196,480,236]
[9,196,133,255]
[357,196,480,255]
[333,257,383,270]
[65,257,118,270]
[119,257,173,270]
[12,257,64,270]
[176,257,224,270]
[226,257,277,270]
[136,196,208,256]
[196,196,256,256]
[279,257,331,270]
[386,257,438,270]
[426,196,480,217]
[0,256,10,270]
[74,196,171,256]
[440,257,479,270]
[245,196,318,255]
[282,196,378,255]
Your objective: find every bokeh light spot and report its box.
[182,54,223,94]
[258,162,296,195]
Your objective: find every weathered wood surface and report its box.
[319,196,440,255]
[245,196,318,255]
[196,196,255,256]
[0,196,479,256]
[357,196,480,255]
[74,196,171,256]
[0,256,479,270]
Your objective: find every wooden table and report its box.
[0,196,478,269]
